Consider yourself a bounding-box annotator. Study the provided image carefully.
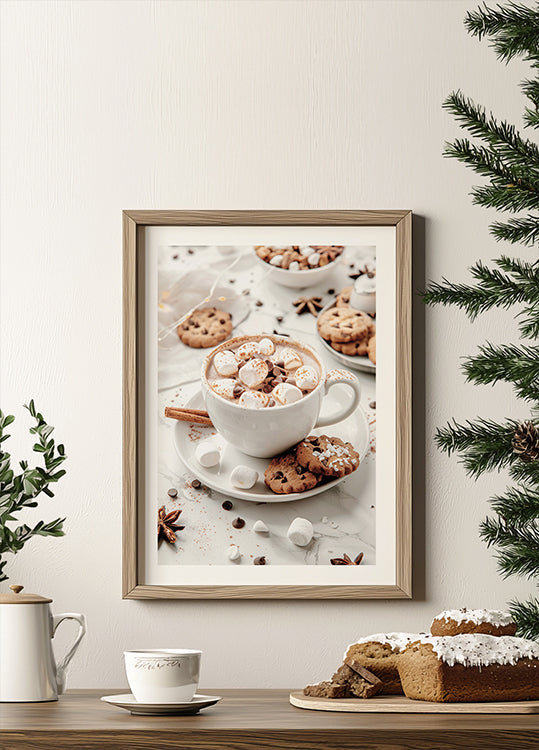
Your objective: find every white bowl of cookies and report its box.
[254,245,343,288]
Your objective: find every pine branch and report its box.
[465,2,539,63]
[435,418,517,477]
[444,138,539,186]
[509,459,539,485]
[517,305,539,340]
[471,183,539,213]
[463,342,539,400]
[521,77,539,112]
[443,90,539,164]
[480,517,539,578]
[510,597,539,640]
[523,106,539,130]
[496,254,539,281]
[490,484,539,527]
[491,215,539,244]
[424,260,529,317]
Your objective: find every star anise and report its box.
[158,505,185,545]
[293,296,324,316]
[330,552,364,565]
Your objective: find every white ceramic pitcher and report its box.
[0,584,86,702]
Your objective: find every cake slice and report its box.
[344,632,422,695]
[303,680,351,698]
[331,663,382,698]
[430,608,517,637]
[398,634,539,702]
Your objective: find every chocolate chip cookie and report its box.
[335,285,352,308]
[264,450,323,494]
[296,435,360,478]
[177,307,232,348]
[317,307,373,344]
[368,334,376,364]
[330,339,370,356]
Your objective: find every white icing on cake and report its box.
[417,634,539,668]
[344,632,422,657]
[432,608,514,628]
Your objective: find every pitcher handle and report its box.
[314,369,362,428]
[52,613,87,695]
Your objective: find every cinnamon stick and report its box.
[164,406,213,427]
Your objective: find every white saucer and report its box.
[100,692,221,716]
[172,390,370,503]
[317,301,376,375]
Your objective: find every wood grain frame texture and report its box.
[123,210,412,600]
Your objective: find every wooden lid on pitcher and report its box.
[0,585,52,604]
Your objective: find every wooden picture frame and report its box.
[123,210,412,599]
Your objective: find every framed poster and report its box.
[123,211,411,599]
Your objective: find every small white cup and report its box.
[124,649,201,704]
[349,275,376,315]
[202,335,362,458]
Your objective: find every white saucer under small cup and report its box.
[101,693,221,716]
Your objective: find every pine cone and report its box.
[512,421,539,462]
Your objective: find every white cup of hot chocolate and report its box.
[201,334,361,457]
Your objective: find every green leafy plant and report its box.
[424,2,539,639]
[0,401,67,583]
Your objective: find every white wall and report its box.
[0,0,535,689]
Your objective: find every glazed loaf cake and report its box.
[398,634,539,703]
[344,633,421,695]
[430,608,517,637]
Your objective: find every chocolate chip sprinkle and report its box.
[222,500,233,511]
[191,479,202,489]
[172,254,178,260]
[187,248,194,254]
[255,300,263,307]
[369,400,376,409]
[167,488,178,498]
[232,517,245,529]
[254,556,267,565]
[327,288,335,295]
[367,271,375,278]
[276,315,284,323]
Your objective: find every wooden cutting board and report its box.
[290,691,539,714]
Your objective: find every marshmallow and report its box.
[214,350,238,377]
[289,261,300,272]
[238,358,269,389]
[257,337,275,356]
[227,545,241,561]
[195,440,220,468]
[253,520,269,534]
[238,390,270,409]
[295,365,319,392]
[230,465,259,489]
[211,378,237,400]
[300,247,316,257]
[236,341,259,360]
[307,252,321,267]
[282,347,303,370]
[269,254,283,266]
[287,517,313,547]
[272,382,303,406]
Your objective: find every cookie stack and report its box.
[317,292,376,363]
[264,435,360,494]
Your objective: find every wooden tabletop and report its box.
[1,689,538,750]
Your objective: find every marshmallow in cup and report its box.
[202,334,362,458]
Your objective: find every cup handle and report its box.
[52,613,87,695]
[314,369,361,428]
